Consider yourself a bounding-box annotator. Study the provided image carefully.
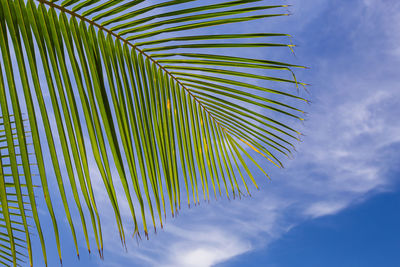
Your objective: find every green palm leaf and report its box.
[0,0,307,265]
[0,115,41,267]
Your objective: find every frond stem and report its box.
[36,0,228,132]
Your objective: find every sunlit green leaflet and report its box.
[0,0,307,265]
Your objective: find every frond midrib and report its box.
[36,0,228,133]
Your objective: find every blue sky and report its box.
[26,0,400,266]
[217,186,400,267]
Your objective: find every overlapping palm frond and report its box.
[0,115,38,267]
[0,0,307,265]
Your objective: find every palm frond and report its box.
[0,115,40,267]
[0,0,307,265]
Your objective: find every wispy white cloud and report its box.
[161,226,251,267]
[304,201,347,218]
